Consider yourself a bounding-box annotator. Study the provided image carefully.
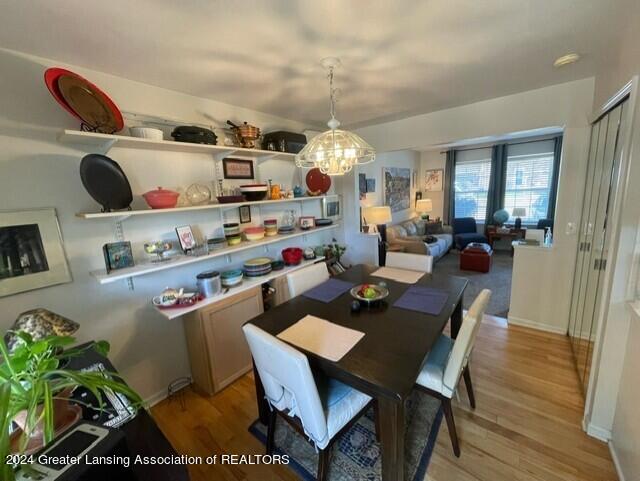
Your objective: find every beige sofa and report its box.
[387,218,453,260]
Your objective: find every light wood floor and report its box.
[151,315,618,481]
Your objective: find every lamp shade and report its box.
[416,199,433,213]
[363,206,392,225]
[512,207,527,217]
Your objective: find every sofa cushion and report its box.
[387,225,407,240]
[425,221,444,235]
[402,221,418,236]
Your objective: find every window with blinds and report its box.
[454,148,492,221]
[503,139,556,224]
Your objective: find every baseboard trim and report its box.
[585,421,612,442]
[145,388,169,408]
[507,316,567,335]
[609,440,626,481]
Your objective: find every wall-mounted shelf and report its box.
[90,223,339,284]
[158,257,326,320]
[58,129,297,161]
[76,196,327,220]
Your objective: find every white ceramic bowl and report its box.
[130,127,163,140]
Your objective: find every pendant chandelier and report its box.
[295,58,376,175]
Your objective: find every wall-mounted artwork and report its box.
[425,169,444,191]
[383,167,411,212]
[222,158,254,179]
[0,208,72,297]
[366,178,376,193]
[358,173,367,200]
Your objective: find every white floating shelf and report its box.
[58,129,297,161]
[90,224,339,284]
[77,196,327,220]
[157,257,326,320]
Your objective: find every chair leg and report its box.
[463,365,476,409]
[266,409,277,455]
[442,397,461,457]
[317,448,331,481]
[373,400,381,442]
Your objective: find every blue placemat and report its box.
[393,286,449,315]
[302,278,355,303]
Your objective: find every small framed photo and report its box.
[103,241,134,273]
[175,225,196,252]
[239,205,251,223]
[425,169,444,191]
[223,158,254,179]
[321,194,342,221]
[299,216,315,230]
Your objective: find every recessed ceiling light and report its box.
[554,53,581,68]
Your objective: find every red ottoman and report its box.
[460,243,493,273]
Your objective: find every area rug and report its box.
[435,250,513,317]
[249,389,443,481]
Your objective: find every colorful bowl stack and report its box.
[207,237,227,252]
[244,226,265,241]
[264,219,278,237]
[243,257,273,277]
[224,223,242,245]
[221,269,243,287]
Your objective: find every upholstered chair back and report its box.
[286,262,330,297]
[242,324,329,447]
[385,252,434,273]
[442,289,491,397]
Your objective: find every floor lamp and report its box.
[363,206,393,266]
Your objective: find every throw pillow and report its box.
[425,221,444,235]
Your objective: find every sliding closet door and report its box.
[567,98,627,393]
[568,117,606,376]
[581,102,626,384]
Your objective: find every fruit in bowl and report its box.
[350,283,389,303]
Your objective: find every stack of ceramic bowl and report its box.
[239,184,269,201]
[207,237,227,252]
[221,269,243,287]
[244,226,265,241]
[315,218,333,226]
[243,257,273,277]
[264,219,278,237]
[278,224,295,235]
[271,259,285,271]
[224,223,242,245]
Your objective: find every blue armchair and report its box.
[452,217,488,250]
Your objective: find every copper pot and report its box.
[227,120,261,149]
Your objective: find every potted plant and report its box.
[0,332,143,480]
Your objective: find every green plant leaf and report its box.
[0,382,15,481]
[42,382,54,445]
[92,341,110,357]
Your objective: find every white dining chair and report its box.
[242,323,377,481]
[385,252,433,273]
[414,289,491,457]
[286,261,330,297]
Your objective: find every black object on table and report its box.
[63,344,189,481]
[247,264,467,481]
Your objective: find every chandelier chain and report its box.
[328,66,337,123]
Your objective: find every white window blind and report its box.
[503,139,556,224]
[454,148,492,221]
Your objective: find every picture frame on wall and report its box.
[222,158,254,179]
[103,241,134,273]
[321,194,342,221]
[0,208,72,297]
[383,167,411,212]
[425,169,444,191]
[239,205,251,223]
[175,225,197,253]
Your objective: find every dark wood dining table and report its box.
[247,263,467,481]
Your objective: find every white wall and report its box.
[584,1,640,474]
[342,150,420,266]
[356,79,595,333]
[0,48,339,403]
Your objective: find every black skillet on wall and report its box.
[80,154,133,212]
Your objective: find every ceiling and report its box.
[0,0,630,128]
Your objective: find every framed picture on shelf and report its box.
[103,241,134,273]
[0,208,72,297]
[299,216,315,230]
[175,225,196,253]
[239,205,251,223]
[321,194,342,221]
[222,158,254,179]
[425,169,444,191]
